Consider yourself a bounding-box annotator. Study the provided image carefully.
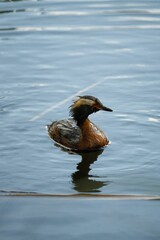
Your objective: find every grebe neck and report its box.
[70,105,94,126]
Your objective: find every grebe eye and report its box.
[93,106,99,112]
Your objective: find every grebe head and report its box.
[70,95,113,125]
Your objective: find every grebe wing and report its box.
[48,118,82,147]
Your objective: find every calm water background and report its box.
[0,0,160,239]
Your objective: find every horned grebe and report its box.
[48,95,112,151]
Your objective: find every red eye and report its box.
[93,103,101,110]
[93,104,101,112]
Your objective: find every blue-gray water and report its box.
[0,0,160,239]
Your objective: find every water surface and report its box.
[0,0,160,239]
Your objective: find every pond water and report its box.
[0,0,160,239]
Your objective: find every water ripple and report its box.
[1,24,160,33]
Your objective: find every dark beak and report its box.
[102,105,113,112]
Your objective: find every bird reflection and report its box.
[71,150,108,193]
[54,143,109,193]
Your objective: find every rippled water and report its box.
[0,0,160,239]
